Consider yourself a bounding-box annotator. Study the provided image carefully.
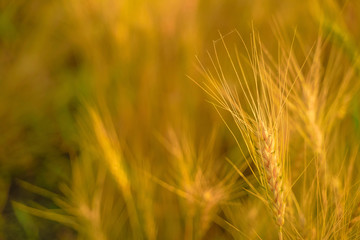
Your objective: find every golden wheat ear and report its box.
[192,30,291,239]
[257,120,286,228]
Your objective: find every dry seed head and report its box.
[303,84,317,124]
[303,84,324,155]
[257,120,285,227]
[90,109,130,191]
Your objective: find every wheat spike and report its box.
[257,121,286,230]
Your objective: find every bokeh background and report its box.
[1,0,360,239]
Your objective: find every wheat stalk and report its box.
[191,30,291,239]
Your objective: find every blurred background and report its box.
[0,0,359,239]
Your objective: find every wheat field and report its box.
[1,0,360,239]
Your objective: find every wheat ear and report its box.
[257,121,286,238]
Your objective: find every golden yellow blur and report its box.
[1,0,360,239]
